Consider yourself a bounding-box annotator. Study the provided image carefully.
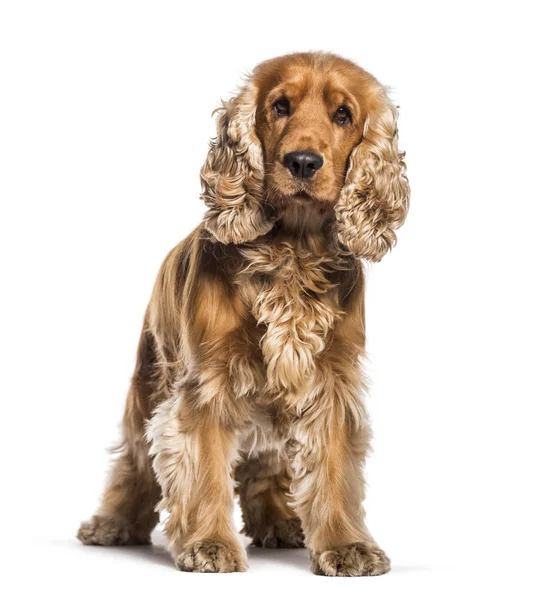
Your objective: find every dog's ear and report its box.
[335,90,410,261]
[200,80,274,244]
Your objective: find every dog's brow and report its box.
[266,81,303,103]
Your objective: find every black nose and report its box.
[283,151,324,179]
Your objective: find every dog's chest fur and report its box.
[237,240,343,397]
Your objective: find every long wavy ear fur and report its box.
[335,89,410,262]
[200,80,274,244]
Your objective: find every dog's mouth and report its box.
[265,176,339,206]
[265,190,336,212]
[264,161,341,204]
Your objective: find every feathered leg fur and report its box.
[235,451,304,548]
[77,326,161,546]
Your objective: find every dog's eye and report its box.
[334,106,351,126]
[273,98,290,117]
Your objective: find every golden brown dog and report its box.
[77,52,409,576]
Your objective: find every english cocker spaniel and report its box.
[77,52,409,576]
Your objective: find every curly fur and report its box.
[335,95,410,261]
[201,85,276,244]
[78,52,409,576]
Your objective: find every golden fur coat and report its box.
[78,52,409,576]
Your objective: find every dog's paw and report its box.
[175,540,247,573]
[77,515,151,546]
[312,542,391,577]
[252,518,305,548]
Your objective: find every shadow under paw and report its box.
[175,540,247,573]
[313,542,391,577]
[251,517,305,549]
[77,515,151,546]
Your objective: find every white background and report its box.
[1,1,549,598]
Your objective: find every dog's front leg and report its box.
[147,338,257,573]
[288,366,391,577]
[148,394,247,572]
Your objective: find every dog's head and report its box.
[200,52,409,261]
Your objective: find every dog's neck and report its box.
[271,197,335,240]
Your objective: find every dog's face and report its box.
[201,52,409,261]
[254,55,371,204]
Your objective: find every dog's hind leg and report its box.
[235,451,304,548]
[77,443,160,546]
[77,324,161,546]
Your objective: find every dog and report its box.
[77,51,409,576]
